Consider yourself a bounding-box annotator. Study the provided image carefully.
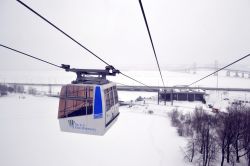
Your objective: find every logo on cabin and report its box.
[68,119,85,129]
[68,119,75,128]
[67,119,96,132]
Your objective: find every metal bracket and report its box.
[61,64,120,84]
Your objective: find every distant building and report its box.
[159,89,206,103]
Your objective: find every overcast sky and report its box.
[0,0,250,71]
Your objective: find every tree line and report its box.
[169,104,250,166]
[0,84,38,96]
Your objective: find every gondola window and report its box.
[58,85,93,118]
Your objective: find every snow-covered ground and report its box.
[1,69,250,165]
[0,94,190,166]
[1,69,250,110]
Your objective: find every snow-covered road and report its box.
[0,95,189,166]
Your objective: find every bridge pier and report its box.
[164,90,166,106]
[48,84,52,95]
[235,71,239,77]
[171,89,173,106]
[226,71,230,77]
[157,90,160,105]
[241,72,245,78]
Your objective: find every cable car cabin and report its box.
[58,65,120,136]
[58,83,119,135]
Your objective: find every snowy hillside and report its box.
[0,94,190,166]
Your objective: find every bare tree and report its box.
[242,108,250,166]
[169,108,181,127]
[216,113,227,166]
[216,105,250,165]
[186,136,197,162]
[183,113,193,137]
[190,108,218,166]
[229,106,245,163]
[174,105,250,166]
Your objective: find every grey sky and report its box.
[0,0,250,71]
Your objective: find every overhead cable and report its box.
[16,0,148,87]
[188,53,250,86]
[0,44,62,69]
[16,0,109,66]
[138,0,165,87]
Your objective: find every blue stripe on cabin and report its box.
[94,86,103,119]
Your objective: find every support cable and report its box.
[0,44,62,69]
[188,53,250,86]
[119,72,148,87]
[17,0,109,66]
[16,0,148,87]
[138,0,165,87]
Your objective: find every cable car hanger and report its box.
[61,64,120,84]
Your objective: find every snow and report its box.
[1,69,250,89]
[1,69,250,165]
[0,94,190,166]
[1,69,250,108]
[118,91,157,101]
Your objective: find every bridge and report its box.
[172,66,250,79]
[2,82,250,92]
